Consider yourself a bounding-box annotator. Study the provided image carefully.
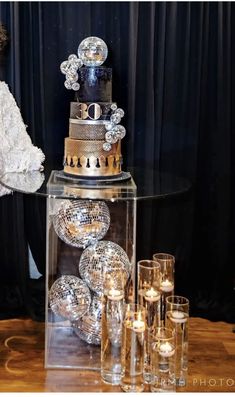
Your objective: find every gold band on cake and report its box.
[64,138,122,177]
[65,137,120,156]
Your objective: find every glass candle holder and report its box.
[150,327,176,392]
[165,295,189,387]
[101,268,125,385]
[120,303,146,392]
[152,253,175,324]
[137,260,161,383]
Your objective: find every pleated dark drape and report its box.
[0,2,234,322]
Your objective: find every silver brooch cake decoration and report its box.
[103,107,126,151]
[60,54,83,91]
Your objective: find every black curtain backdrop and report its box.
[0,2,234,322]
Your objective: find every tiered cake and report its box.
[60,37,126,179]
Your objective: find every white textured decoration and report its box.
[0,82,45,196]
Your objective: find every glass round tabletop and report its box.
[0,162,191,201]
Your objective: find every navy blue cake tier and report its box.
[75,67,112,103]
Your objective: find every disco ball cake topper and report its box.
[78,36,108,66]
[60,36,108,91]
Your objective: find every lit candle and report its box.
[107,288,124,301]
[132,319,145,333]
[159,341,175,357]
[170,310,187,324]
[144,287,160,302]
[160,279,174,292]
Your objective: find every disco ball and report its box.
[79,241,131,294]
[78,36,108,66]
[72,293,102,345]
[53,200,110,248]
[90,293,103,322]
[49,275,91,321]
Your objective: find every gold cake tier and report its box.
[64,138,122,177]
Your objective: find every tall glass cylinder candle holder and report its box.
[165,295,189,387]
[137,260,161,383]
[150,327,176,392]
[120,303,146,392]
[101,268,125,385]
[152,253,175,324]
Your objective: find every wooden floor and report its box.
[0,317,234,392]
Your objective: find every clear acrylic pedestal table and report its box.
[0,164,191,372]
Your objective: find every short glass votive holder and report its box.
[152,253,175,324]
[101,268,125,385]
[150,327,176,392]
[165,295,189,387]
[137,260,161,383]
[120,303,146,392]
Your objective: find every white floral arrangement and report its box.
[0,81,45,196]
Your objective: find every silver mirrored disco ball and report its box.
[78,36,108,66]
[72,293,102,345]
[49,275,91,321]
[90,293,103,322]
[53,200,110,248]
[79,241,131,294]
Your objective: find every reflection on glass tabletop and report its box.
[0,163,191,201]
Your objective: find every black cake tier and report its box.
[75,67,112,102]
